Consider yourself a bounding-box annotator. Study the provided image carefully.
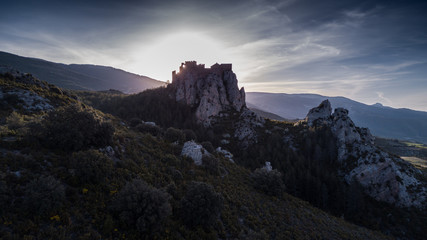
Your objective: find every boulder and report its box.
[181,141,209,166]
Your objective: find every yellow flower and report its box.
[50,215,60,221]
[82,188,89,194]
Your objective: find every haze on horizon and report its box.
[1,0,427,111]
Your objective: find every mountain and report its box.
[246,92,427,144]
[0,51,165,93]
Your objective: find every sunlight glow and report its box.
[129,32,232,81]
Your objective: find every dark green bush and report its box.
[136,123,162,136]
[0,180,10,215]
[202,155,220,175]
[112,179,171,233]
[183,129,197,141]
[22,175,65,216]
[129,117,142,127]
[180,181,223,228]
[164,127,185,144]
[70,150,114,185]
[251,168,284,196]
[38,104,114,151]
[201,141,215,153]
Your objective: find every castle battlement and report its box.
[172,61,232,83]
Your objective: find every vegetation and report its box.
[112,179,171,234]
[180,181,223,228]
[251,168,284,196]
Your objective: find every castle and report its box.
[172,61,232,83]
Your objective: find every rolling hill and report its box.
[0,51,165,93]
[246,92,427,144]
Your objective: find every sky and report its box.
[1,0,427,111]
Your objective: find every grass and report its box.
[402,141,427,150]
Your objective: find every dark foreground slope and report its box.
[0,51,165,93]
[0,72,392,239]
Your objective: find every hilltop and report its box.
[0,51,165,93]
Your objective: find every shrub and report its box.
[6,112,25,130]
[251,168,284,196]
[70,150,114,185]
[38,104,114,151]
[129,117,142,127]
[183,129,197,141]
[202,155,220,175]
[112,179,171,233]
[136,123,162,136]
[22,175,66,216]
[164,127,185,144]
[180,181,223,228]
[0,180,10,215]
[201,141,215,153]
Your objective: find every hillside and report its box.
[74,62,427,239]
[0,69,395,239]
[246,92,427,144]
[0,51,165,93]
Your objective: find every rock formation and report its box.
[303,101,427,208]
[304,99,332,126]
[181,140,210,166]
[171,61,245,125]
[170,61,263,148]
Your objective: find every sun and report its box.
[130,31,230,81]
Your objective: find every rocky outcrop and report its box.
[181,141,210,166]
[170,61,263,148]
[303,101,427,208]
[171,61,245,125]
[305,99,332,126]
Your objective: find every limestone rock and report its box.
[304,99,332,126]
[181,141,209,166]
[302,101,427,208]
[171,61,245,125]
[263,162,273,172]
[216,147,234,163]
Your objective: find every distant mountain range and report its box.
[0,51,165,93]
[246,92,427,144]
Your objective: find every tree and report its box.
[251,168,285,196]
[180,181,223,228]
[38,104,114,151]
[112,179,171,233]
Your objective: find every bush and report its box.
[129,117,142,127]
[22,175,66,216]
[180,181,223,228]
[183,129,197,141]
[70,150,114,185]
[164,127,185,144]
[136,123,162,136]
[201,141,215,153]
[251,168,284,196]
[38,104,114,151]
[112,179,171,233]
[202,155,220,175]
[0,180,10,215]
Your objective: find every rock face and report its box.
[305,99,332,126]
[170,61,263,148]
[303,101,427,208]
[171,61,245,125]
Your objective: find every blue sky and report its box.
[1,0,427,110]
